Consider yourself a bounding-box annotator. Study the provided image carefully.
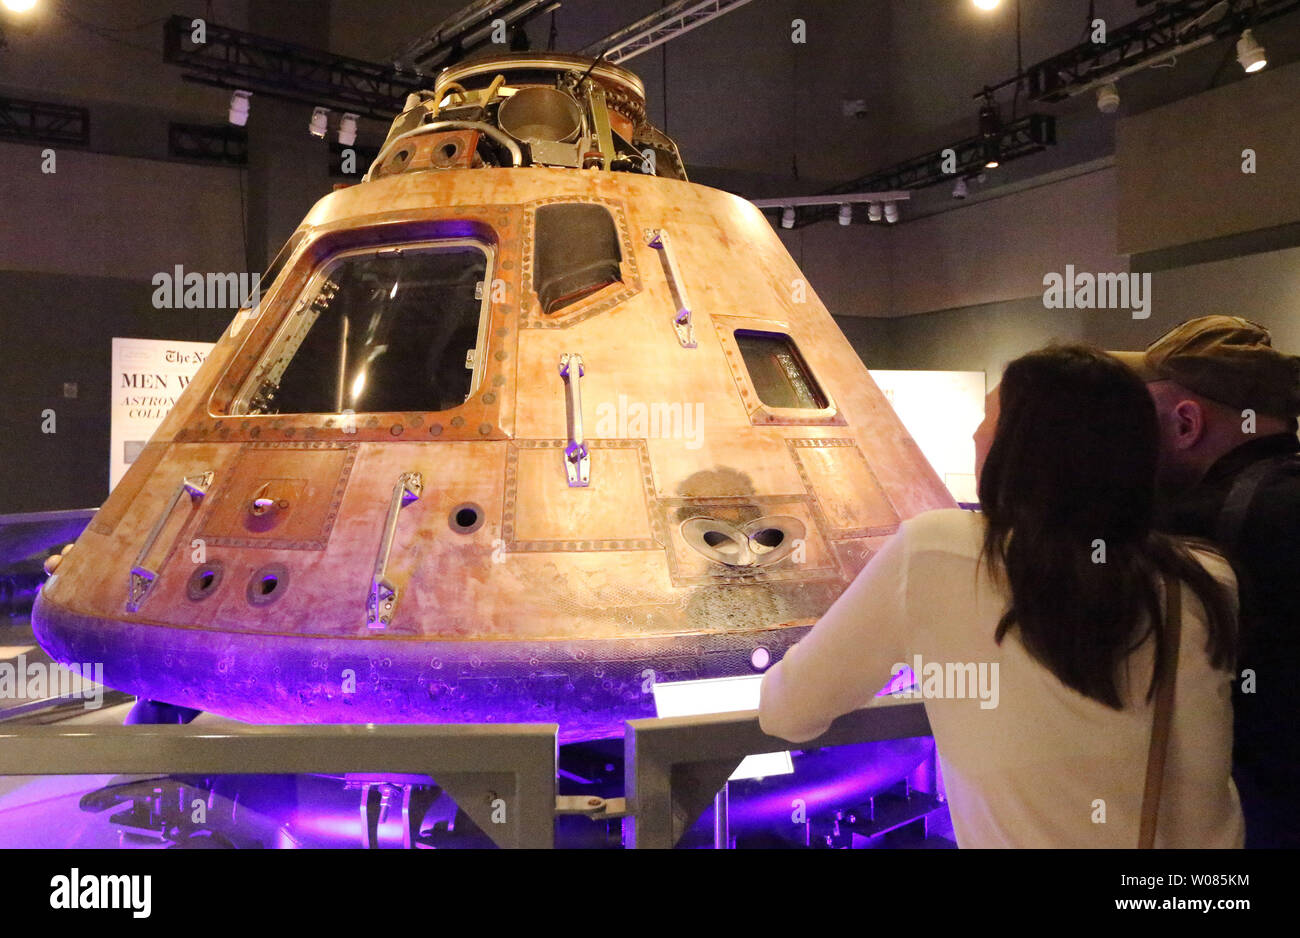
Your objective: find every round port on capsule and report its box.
[449,503,485,534]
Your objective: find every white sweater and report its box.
[758,508,1245,848]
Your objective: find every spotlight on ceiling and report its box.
[973,0,1000,9]
[884,202,899,224]
[1237,29,1267,73]
[1096,82,1120,114]
[781,206,796,229]
[838,204,852,226]
[868,201,883,223]
[953,177,969,199]
[338,112,359,147]
[227,90,252,127]
[309,107,330,138]
[1,0,38,12]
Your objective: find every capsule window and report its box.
[233,239,494,416]
[240,231,305,316]
[533,204,622,314]
[734,330,828,410]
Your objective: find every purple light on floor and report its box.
[289,810,366,843]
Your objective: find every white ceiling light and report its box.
[749,192,912,228]
[973,0,1000,10]
[1237,29,1267,73]
[338,112,359,146]
[1,0,39,12]
[228,90,252,127]
[1096,82,1120,114]
[952,177,969,199]
[309,107,330,138]
[884,202,899,224]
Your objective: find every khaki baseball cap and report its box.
[1110,316,1300,417]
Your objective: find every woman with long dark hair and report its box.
[759,344,1243,847]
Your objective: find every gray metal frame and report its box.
[623,698,932,849]
[581,0,759,64]
[0,702,935,849]
[0,723,558,849]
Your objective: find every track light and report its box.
[338,112,359,146]
[982,139,1001,169]
[1096,82,1120,114]
[953,177,969,199]
[973,0,1000,9]
[227,90,252,127]
[309,107,330,138]
[2,0,38,12]
[978,96,1002,168]
[1237,29,1267,73]
[978,102,1000,138]
[750,192,913,229]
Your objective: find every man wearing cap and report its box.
[1113,316,1300,848]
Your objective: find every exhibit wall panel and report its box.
[0,271,228,515]
[833,315,897,368]
[837,243,1300,393]
[883,167,1125,318]
[1117,58,1300,256]
[840,299,1087,394]
[782,223,892,318]
[0,142,246,282]
[1115,245,1300,353]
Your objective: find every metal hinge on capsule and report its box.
[127,471,214,612]
[645,228,697,349]
[559,353,590,487]
[366,471,423,631]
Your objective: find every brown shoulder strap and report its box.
[1139,573,1182,849]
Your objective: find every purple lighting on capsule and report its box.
[877,666,916,697]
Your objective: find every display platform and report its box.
[0,651,952,849]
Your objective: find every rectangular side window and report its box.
[533,203,622,314]
[234,240,492,415]
[734,330,828,410]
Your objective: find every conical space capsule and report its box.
[33,53,954,740]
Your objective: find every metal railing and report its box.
[0,699,934,849]
[0,722,558,849]
[624,698,932,848]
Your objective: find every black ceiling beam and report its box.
[987,0,1300,103]
[392,0,561,72]
[793,114,1055,228]
[168,121,248,165]
[0,96,90,147]
[163,15,425,123]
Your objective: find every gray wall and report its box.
[837,244,1300,393]
[0,271,230,514]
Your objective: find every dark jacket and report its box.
[1156,432,1300,848]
